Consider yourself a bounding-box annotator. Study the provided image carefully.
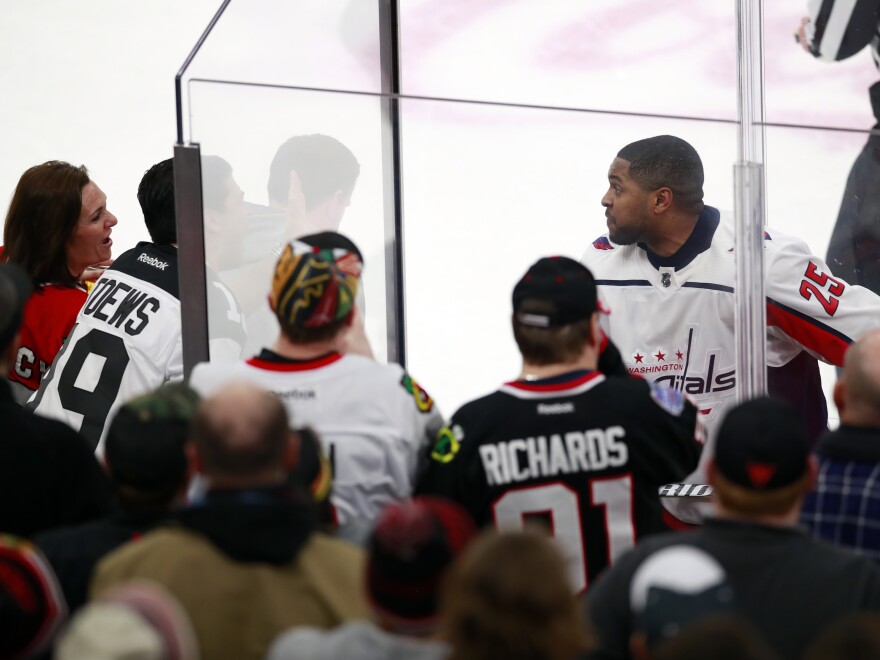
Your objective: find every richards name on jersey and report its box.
[82,276,161,335]
[479,425,628,486]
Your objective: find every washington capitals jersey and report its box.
[582,206,880,440]
[189,350,446,525]
[28,243,184,452]
[415,371,702,593]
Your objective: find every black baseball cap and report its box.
[512,256,598,328]
[714,397,810,491]
[105,383,200,490]
[0,263,33,351]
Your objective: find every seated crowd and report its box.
[4,138,880,660]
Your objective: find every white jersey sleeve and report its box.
[763,228,880,367]
[28,243,183,454]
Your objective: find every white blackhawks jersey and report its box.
[582,206,880,438]
[189,350,446,525]
[29,243,184,453]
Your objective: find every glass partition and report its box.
[176,0,880,430]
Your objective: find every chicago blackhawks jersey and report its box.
[189,350,447,525]
[581,206,880,439]
[7,283,87,404]
[416,371,702,593]
[28,243,184,452]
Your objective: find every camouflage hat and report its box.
[270,232,362,330]
[104,383,200,490]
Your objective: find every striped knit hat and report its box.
[0,535,66,658]
[270,231,362,330]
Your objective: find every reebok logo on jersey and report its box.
[137,253,169,270]
[537,402,575,415]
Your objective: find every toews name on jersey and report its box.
[82,277,161,335]
[478,425,628,486]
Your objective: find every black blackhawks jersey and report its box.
[416,370,702,593]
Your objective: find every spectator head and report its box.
[267,134,360,212]
[626,545,736,658]
[0,264,33,365]
[104,383,200,515]
[710,397,814,518]
[616,135,704,215]
[368,497,477,635]
[512,256,601,366]
[836,329,880,427]
[650,617,778,660]
[191,381,291,487]
[56,581,198,660]
[269,231,363,345]
[3,160,118,286]
[0,535,66,659]
[137,158,177,246]
[441,529,591,660]
[804,613,880,660]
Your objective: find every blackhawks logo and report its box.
[431,426,461,464]
[400,374,434,413]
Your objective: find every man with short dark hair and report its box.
[29,158,246,451]
[416,256,702,594]
[36,383,198,613]
[190,231,447,526]
[92,381,368,660]
[583,135,880,442]
[583,135,880,523]
[800,328,880,560]
[0,263,111,537]
[587,396,880,660]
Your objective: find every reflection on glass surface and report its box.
[177,0,880,435]
[189,82,388,363]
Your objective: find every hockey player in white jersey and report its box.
[583,135,880,443]
[29,158,246,452]
[189,231,447,526]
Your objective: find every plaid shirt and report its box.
[800,425,880,563]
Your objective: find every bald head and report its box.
[839,330,880,426]
[193,382,290,480]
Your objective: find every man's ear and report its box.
[807,455,819,490]
[589,313,602,347]
[186,442,203,475]
[833,378,846,417]
[652,187,674,213]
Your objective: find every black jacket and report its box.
[587,518,880,659]
[0,380,111,538]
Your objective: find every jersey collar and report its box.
[639,205,720,271]
[247,348,343,372]
[500,369,604,399]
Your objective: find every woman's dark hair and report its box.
[3,161,90,286]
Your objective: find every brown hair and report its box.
[279,312,352,345]
[3,161,90,286]
[513,300,594,365]
[441,530,591,660]
[712,469,811,517]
